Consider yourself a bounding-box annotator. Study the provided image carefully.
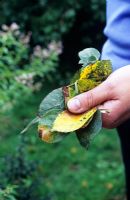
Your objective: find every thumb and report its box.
[67,81,112,113]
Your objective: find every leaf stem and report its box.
[74,81,79,95]
[99,109,110,114]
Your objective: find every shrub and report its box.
[0,136,42,200]
[0,23,62,111]
[0,0,105,45]
[0,185,17,200]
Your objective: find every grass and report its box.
[0,88,126,200]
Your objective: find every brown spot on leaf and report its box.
[38,129,43,139]
[62,86,69,106]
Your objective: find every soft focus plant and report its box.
[0,0,105,45]
[0,185,17,200]
[0,23,62,111]
[0,136,42,200]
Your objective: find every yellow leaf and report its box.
[76,60,112,93]
[77,79,100,93]
[80,60,112,81]
[52,108,97,133]
[63,60,112,104]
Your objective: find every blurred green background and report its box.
[0,0,126,199]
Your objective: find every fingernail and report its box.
[67,98,81,111]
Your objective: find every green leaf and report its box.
[76,110,102,149]
[21,117,40,134]
[38,88,65,117]
[78,48,100,67]
[21,88,65,134]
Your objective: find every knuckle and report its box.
[102,114,118,129]
[103,81,115,99]
[105,80,115,92]
[83,91,94,109]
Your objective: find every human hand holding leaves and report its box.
[21,48,112,149]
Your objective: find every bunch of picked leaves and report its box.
[22,48,112,149]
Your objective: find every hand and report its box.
[67,65,130,128]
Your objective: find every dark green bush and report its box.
[0,136,42,200]
[0,185,17,200]
[0,0,105,46]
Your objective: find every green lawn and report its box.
[0,130,125,200]
[0,90,126,200]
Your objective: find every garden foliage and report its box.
[0,0,105,45]
[0,136,42,200]
[0,24,61,111]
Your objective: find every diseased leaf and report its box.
[39,109,61,128]
[76,110,102,149]
[52,108,97,133]
[78,48,100,67]
[63,60,112,104]
[38,88,65,117]
[62,86,69,107]
[82,116,94,128]
[63,82,79,107]
[38,109,69,143]
[62,84,77,107]
[38,125,67,143]
[77,79,100,93]
[79,60,112,82]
